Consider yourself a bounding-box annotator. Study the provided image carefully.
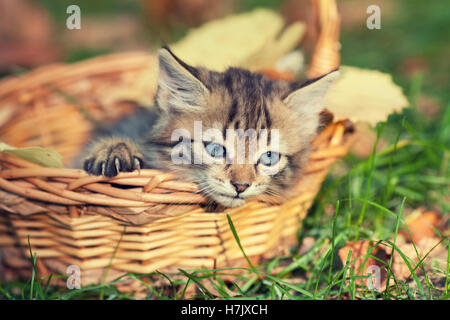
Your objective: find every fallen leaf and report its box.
[0,141,63,168]
[399,208,441,243]
[128,9,305,106]
[171,9,305,72]
[393,236,447,281]
[338,233,448,295]
[324,66,409,125]
[338,240,390,292]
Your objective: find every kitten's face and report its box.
[148,48,338,207]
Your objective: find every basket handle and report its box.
[307,0,341,78]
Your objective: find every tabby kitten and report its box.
[83,47,338,207]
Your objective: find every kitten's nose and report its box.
[231,182,250,194]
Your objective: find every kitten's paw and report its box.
[83,138,144,177]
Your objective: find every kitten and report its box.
[82,47,338,208]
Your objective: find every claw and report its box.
[101,162,106,176]
[134,157,141,173]
[114,157,121,174]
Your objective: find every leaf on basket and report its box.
[128,9,305,107]
[324,66,409,125]
[0,142,63,168]
[243,21,305,71]
[171,8,305,71]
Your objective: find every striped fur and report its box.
[83,47,339,208]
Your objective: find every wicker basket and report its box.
[0,0,353,291]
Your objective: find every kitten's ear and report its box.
[156,47,209,113]
[283,70,339,135]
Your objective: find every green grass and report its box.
[0,0,449,300]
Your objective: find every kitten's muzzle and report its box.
[231,182,250,194]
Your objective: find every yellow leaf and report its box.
[125,9,305,106]
[324,66,409,125]
[0,142,63,168]
[244,21,305,71]
[171,9,305,71]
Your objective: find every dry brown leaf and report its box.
[393,236,447,281]
[324,66,409,125]
[338,233,447,293]
[399,208,441,243]
[338,240,390,291]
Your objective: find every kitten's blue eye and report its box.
[259,151,280,166]
[204,142,226,158]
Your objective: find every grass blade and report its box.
[226,214,256,271]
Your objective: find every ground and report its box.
[0,0,448,300]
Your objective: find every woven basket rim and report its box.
[0,0,347,218]
[0,119,355,214]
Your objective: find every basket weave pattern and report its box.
[0,120,353,285]
[0,0,352,288]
